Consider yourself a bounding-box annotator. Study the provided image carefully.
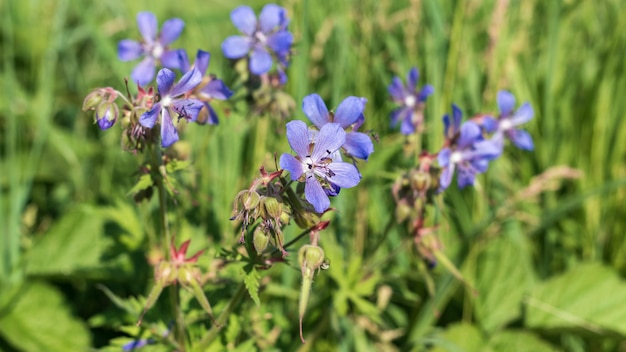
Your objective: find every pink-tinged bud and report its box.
[253,228,270,254]
[95,102,119,130]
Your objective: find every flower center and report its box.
[499,119,513,131]
[151,43,164,59]
[450,151,463,164]
[404,95,416,108]
[255,31,267,44]
[161,95,173,108]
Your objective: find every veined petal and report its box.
[172,49,190,72]
[170,68,202,97]
[511,102,534,125]
[334,96,365,127]
[137,12,157,43]
[173,99,204,121]
[139,103,161,128]
[285,120,311,157]
[266,31,293,55]
[231,6,257,36]
[160,49,183,70]
[508,129,534,151]
[259,4,286,33]
[472,139,502,160]
[156,68,176,95]
[437,148,452,167]
[311,123,345,161]
[439,164,454,190]
[250,47,272,74]
[279,153,305,180]
[302,94,329,128]
[194,50,211,75]
[305,176,330,213]
[326,162,360,188]
[458,121,482,148]
[222,36,252,59]
[201,103,219,125]
[451,104,463,131]
[118,40,143,61]
[199,79,233,100]
[457,163,477,189]
[344,132,374,160]
[131,58,156,86]
[407,67,419,92]
[497,90,516,116]
[161,109,179,147]
[159,18,184,46]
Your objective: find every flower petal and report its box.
[118,40,143,61]
[137,12,157,43]
[266,31,293,55]
[160,109,179,147]
[285,120,311,157]
[170,68,202,97]
[231,6,257,36]
[400,113,416,135]
[131,58,156,86]
[160,49,183,70]
[437,147,451,167]
[326,162,360,188]
[457,163,477,189]
[259,4,286,33]
[508,129,534,151]
[194,50,211,75]
[198,79,233,100]
[305,176,330,213]
[458,121,482,148]
[159,18,184,46]
[334,96,365,127]
[249,47,272,74]
[302,94,329,128]
[343,132,374,160]
[511,102,534,126]
[406,67,419,92]
[221,36,252,59]
[497,90,516,116]
[388,77,406,101]
[173,99,204,122]
[439,164,454,191]
[201,103,219,125]
[279,153,305,180]
[139,103,161,128]
[419,84,434,102]
[156,68,176,95]
[311,123,345,161]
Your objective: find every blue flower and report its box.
[388,67,434,134]
[438,105,501,190]
[221,4,293,77]
[302,94,374,160]
[139,68,204,147]
[490,90,535,151]
[118,12,185,86]
[175,49,233,125]
[280,121,361,213]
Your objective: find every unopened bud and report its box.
[411,170,431,192]
[298,245,325,275]
[95,102,119,130]
[261,196,282,219]
[253,228,270,254]
[395,202,412,223]
[82,90,104,111]
[154,262,177,286]
[241,190,260,210]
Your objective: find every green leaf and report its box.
[25,205,109,277]
[127,173,153,196]
[0,281,91,351]
[472,232,535,333]
[431,323,486,352]
[166,159,191,173]
[488,330,556,352]
[525,263,626,336]
[243,264,261,306]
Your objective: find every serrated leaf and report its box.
[525,263,626,336]
[488,330,556,352]
[243,265,261,306]
[472,233,535,333]
[0,281,91,351]
[127,173,153,196]
[431,323,486,352]
[224,314,242,344]
[25,205,109,277]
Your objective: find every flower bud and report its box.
[298,245,325,275]
[241,190,261,210]
[395,202,412,223]
[261,196,282,220]
[154,261,177,286]
[411,170,431,192]
[82,90,104,111]
[253,227,270,254]
[95,102,119,130]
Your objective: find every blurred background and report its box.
[1,0,626,350]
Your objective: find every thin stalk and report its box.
[195,282,247,350]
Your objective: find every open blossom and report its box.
[388,67,434,135]
[302,94,374,160]
[139,68,204,147]
[118,12,184,86]
[280,121,361,213]
[487,90,535,151]
[438,105,501,190]
[221,4,293,78]
[175,49,233,125]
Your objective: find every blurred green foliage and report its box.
[1,0,626,350]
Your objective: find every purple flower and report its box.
[302,94,374,160]
[280,121,361,213]
[438,105,501,190]
[175,49,233,125]
[490,90,535,151]
[221,4,293,77]
[122,337,155,351]
[388,67,434,135]
[118,12,184,86]
[139,68,204,147]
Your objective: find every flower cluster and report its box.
[388,67,434,134]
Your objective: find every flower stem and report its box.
[151,143,186,351]
[195,282,247,350]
